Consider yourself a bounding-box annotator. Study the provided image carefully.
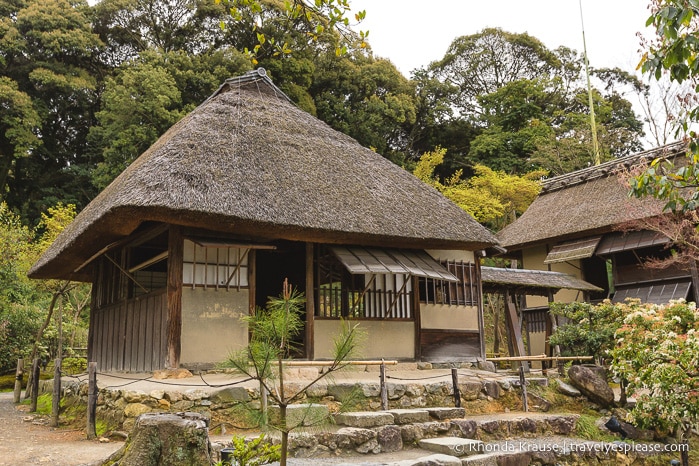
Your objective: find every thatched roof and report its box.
[481,266,603,296]
[498,142,688,250]
[30,69,498,281]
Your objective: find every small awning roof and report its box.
[612,279,691,305]
[481,266,603,295]
[596,230,671,256]
[330,247,459,282]
[544,237,602,264]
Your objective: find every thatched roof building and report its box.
[30,69,497,282]
[498,141,687,251]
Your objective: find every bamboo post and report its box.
[51,358,61,427]
[13,359,23,403]
[451,368,461,408]
[30,358,40,412]
[87,362,97,440]
[519,365,528,412]
[380,360,388,410]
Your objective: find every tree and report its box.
[430,28,561,117]
[0,0,105,223]
[548,301,625,364]
[412,147,543,231]
[89,49,249,188]
[424,29,644,177]
[631,1,699,212]
[610,299,699,466]
[223,280,364,466]
[310,51,417,161]
[216,0,367,64]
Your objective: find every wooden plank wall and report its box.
[91,290,167,372]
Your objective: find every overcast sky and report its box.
[350,0,653,77]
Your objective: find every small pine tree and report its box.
[223,279,364,466]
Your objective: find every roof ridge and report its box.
[540,141,687,193]
[207,68,293,104]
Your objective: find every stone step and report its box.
[418,437,484,457]
[389,436,672,466]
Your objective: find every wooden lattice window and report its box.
[315,247,413,319]
[419,260,478,306]
[183,239,249,289]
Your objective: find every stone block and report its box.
[427,407,465,420]
[377,425,402,452]
[210,386,251,404]
[122,390,148,403]
[124,403,151,418]
[418,437,484,457]
[268,403,329,428]
[388,408,431,424]
[335,411,394,428]
[326,383,359,401]
[482,380,500,399]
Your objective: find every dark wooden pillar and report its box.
[475,256,486,360]
[166,226,183,369]
[305,243,315,360]
[413,276,422,361]
[87,262,100,364]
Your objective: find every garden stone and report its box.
[568,365,615,407]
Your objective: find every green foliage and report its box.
[425,28,644,177]
[549,301,625,363]
[220,434,281,466]
[412,148,543,230]
[218,0,367,64]
[610,299,699,441]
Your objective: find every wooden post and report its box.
[380,360,388,410]
[13,359,23,403]
[305,243,315,360]
[166,226,183,369]
[451,368,461,408]
[87,362,97,440]
[519,365,528,412]
[30,358,40,413]
[504,291,529,373]
[51,358,62,427]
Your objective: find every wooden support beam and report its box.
[167,226,183,369]
[305,243,315,361]
[504,291,529,373]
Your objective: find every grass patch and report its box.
[574,412,620,442]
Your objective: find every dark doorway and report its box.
[255,240,307,357]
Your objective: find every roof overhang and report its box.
[544,236,602,264]
[330,246,459,282]
[596,230,671,255]
[612,279,691,305]
[481,266,603,296]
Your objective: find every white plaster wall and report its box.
[180,288,249,365]
[313,320,414,360]
[425,249,475,263]
[420,304,479,330]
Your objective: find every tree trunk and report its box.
[25,283,70,399]
[102,412,212,466]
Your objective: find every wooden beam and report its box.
[166,225,183,369]
[413,276,422,361]
[475,258,486,360]
[504,291,529,373]
[305,243,315,361]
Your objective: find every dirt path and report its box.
[0,391,121,466]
